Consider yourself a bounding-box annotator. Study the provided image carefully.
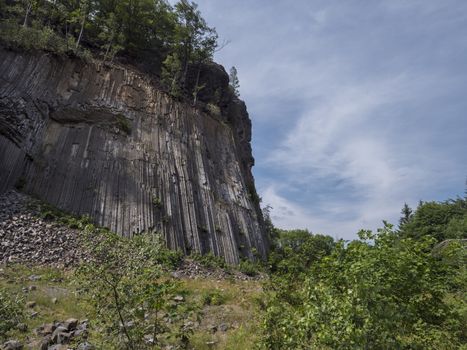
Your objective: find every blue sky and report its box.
[192,0,467,240]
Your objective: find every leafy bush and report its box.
[0,20,71,54]
[152,195,162,208]
[238,259,260,277]
[116,114,132,135]
[206,103,221,117]
[191,252,227,269]
[201,290,227,306]
[260,224,466,349]
[76,230,190,348]
[37,203,92,230]
[0,289,24,341]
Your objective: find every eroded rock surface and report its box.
[0,48,267,263]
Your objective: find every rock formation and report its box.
[0,47,268,264]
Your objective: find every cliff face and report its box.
[0,48,268,264]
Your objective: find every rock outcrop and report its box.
[0,47,268,263]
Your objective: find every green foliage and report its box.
[115,114,132,135]
[76,229,189,348]
[206,102,221,117]
[200,289,226,306]
[229,66,240,97]
[399,198,467,241]
[399,202,414,227]
[0,289,24,341]
[191,252,227,269]
[161,52,183,98]
[1,0,218,86]
[260,224,466,349]
[152,195,162,208]
[36,202,93,230]
[268,229,335,279]
[247,183,261,206]
[238,259,259,277]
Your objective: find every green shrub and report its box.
[115,114,132,135]
[0,289,24,341]
[206,103,221,117]
[0,20,71,54]
[201,290,227,306]
[238,260,258,277]
[152,196,162,208]
[191,252,227,269]
[76,230,190,348]
[260,224,466,349]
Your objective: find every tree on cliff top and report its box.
[0,0,217,70]
[229,66,240,97]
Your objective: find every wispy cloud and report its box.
[195,0,467,239]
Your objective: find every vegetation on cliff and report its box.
[0,0,223,100]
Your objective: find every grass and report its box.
[0,265,90,345]
[181,278,263,349]
[0,264,264,349]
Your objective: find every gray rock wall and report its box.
[0,48,268,264]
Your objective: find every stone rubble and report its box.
[34,319,91,350]
[0,190,88,267]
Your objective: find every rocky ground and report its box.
[0,191,88,267]
[3,318,92,350]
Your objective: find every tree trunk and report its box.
[103,34,113,63]
[23,2,32,27]
[65,22,69,51]
[192,63,201,105]
[112,285,135,350]
[75,14,86,52]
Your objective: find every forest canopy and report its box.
[0,0,220,99]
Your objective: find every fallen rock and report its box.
[28,275,41,281]
[51,326,71,344]
[47,345,67,350]
[64,318,79,331]
[16,323,27,332]
[2,340,23,350]
[37,323,56,336]
[77,342,94,350]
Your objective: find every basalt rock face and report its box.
[0,47,268,264]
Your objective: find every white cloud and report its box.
[194,0,467,239]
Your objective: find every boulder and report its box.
[2,340,23,350]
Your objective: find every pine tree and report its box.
[399,203,413,228]
[229,66,240,97]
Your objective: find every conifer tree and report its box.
[399,202,413,228]
[229,66,240,97]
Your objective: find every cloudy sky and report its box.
[193,0,467,240]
